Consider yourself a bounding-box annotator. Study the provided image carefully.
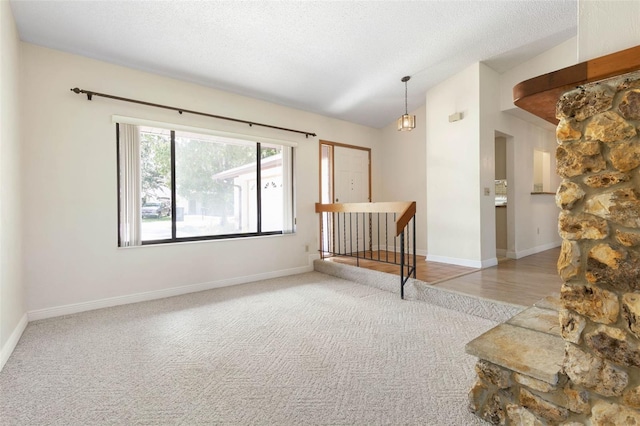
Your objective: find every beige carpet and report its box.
[0,272,494,425]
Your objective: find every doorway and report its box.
[494,131,515,260]
[319,141,371,204]
[319,141,371,253]
[495,135,508,259]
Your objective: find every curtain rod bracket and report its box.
[70,86,317,138]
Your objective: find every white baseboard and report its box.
[425,242,560,269]
[510,241,561,259]
[0,313,28,372]
[426,254,484,269]
[482,257,498,268]
[372,245,427,257]
[28,255,320,322]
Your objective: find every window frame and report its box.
[116,120,296,247]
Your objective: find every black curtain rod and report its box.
[70,87,317,138]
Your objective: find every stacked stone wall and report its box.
[469,359,591,425]
[469,71,640,425]
[556,71,640,424]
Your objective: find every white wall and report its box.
[424,61,561,268]
[578,0,640,62]
[426,63,484,267]
[377,104,427,255]
[0,1,26,371]
[21,44,381,317]
[499,37,578,114]
[479,63,499,266]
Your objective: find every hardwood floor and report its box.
[433,248,562,306]
[322,247,562,307]
[323,250,477,283]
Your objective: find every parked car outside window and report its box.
[141,201,170,219]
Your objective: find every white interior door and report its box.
[334,146,369,203]
[333,146,370,254]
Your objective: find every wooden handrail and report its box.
[395,201,417,237]
[315,201,416,236]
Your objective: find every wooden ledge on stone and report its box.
[513,45,640,125]
[465,304,564,385]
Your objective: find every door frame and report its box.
[318,140,372,255]
[318,140,372,205]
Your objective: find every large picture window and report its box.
[117,122,295,246]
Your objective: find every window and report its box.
[117,122,295,246]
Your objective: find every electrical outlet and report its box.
[305,245,309,252]
[484,187,490,196]
[537,227,540,235]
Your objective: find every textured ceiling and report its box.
[10,0,577,128]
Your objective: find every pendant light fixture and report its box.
[397,75,416,131]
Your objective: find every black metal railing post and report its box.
[355,213,359,266]
[320,212,325,259]
[400,231,405,299]
[412,216,417,278]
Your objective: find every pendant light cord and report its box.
[401,76,411,115]
[404,80,408,115]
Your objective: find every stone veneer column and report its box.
[556,70,640,424]
[466,71,640,425]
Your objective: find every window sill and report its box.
[118,231,297,249]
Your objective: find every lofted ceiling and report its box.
[10,0,577,128]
